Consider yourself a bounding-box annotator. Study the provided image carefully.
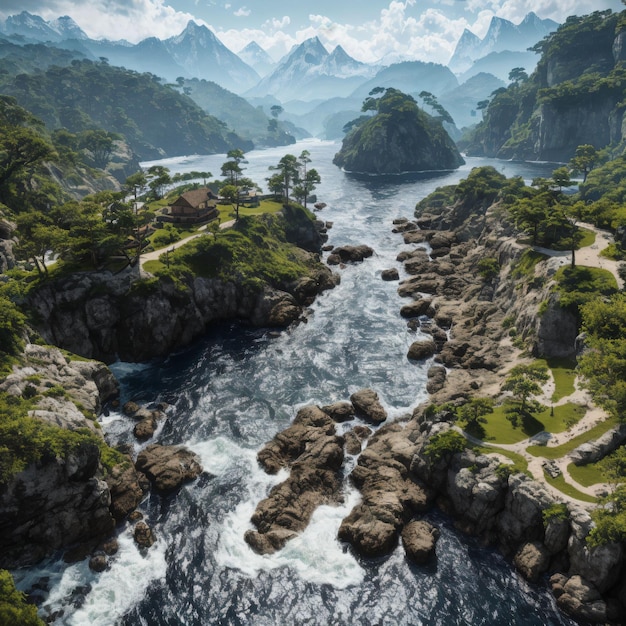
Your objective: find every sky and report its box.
[0,0,624,64]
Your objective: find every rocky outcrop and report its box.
[0,442,114,568]
[350,388,387,424]
[27,261,337,363]
[333,90,463,174]
[245,405,344,554]
[135,444,203,492]
[569,424,626,466]
[402,520,439,564]
[339,424,432,557]
[326,244,374,265]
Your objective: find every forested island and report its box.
[1,6,626,626]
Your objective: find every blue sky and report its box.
[0,0,623,64]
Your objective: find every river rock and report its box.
[552,574,608,624]
[381,268,400,281]
[133,415,158,441]
[321,402,355,422]
[426,365,447,394]
[257,405,336,473]
[339,426,432,557]
[401,520,439,564]
[350,389,387,424]
[400,299,433,318]
[407,339,436,361]
[89,553,108,573]
[135,444,203,492]
[134,521,155,548]
[514,541,551,582]
[106,462,149,522]
[327,245,374,265]
[344,425,372,455]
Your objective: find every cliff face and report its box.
[27,261,337,363]
[26,210,337,363]
[0,344,119,567]
[464,10,626,161]
[333,90,464,174]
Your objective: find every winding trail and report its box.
[532,221,624,289]
[462,226,624,508]
[139,219,235,268]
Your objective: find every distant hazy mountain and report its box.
[163,21,259,92]
[0,11,88,43]
[459,50,540,83]
[0,12,260,93]
[238,41,275,77]
[449,12,558,74]
[352,61,459,100]
[251,37,376,101]
[439,72,506,129]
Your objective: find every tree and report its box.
[124,171,147,201]
[78,129,120,169]
[293,150,321,209]
[268,154,298,206]
[220,149,250,220]
[569,144,599,183]
[146,165,171,199]
[508,67,528,84]
[551,166,573,192]
[502,363,549,413]
[419,91,454,125]
[15,212,68,277]
[457,397,494,429]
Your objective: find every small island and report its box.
[333,87,464,175]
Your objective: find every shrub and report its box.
[424,429,466,461]
[0,570,44,626]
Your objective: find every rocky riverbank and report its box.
[244,188,626,623]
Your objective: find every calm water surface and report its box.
[16,141,575,625]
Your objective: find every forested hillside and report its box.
[0,58,252,160]
[462,9,626,161]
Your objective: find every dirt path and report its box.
[140,219,236,268]
[533,222,623,289]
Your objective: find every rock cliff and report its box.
[27,212,337,363]
[463,10,626,161]
[333,88,463,174]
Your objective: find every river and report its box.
[16,140,575,625]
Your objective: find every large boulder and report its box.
[401,520,439,564]
[135,444,203,492]
[350,388,388,424]
[514,541,551,582]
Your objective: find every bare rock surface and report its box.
[350,388,387,424]
[135,444,203,492]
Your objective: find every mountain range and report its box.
[449,12,559,75]
[0,10,561,138]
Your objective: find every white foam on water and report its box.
[215,484,364,589]
[187,436,269,477]
[41,532,167,626]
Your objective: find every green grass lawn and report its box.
[536,357,577,402]
[217,199,284,222]
[567,462,606,488]
[527,416,619,458]
[543,470,597,503]
[474,401,586,444]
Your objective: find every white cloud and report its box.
[17,0,200,42]
[234,7,250,18]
